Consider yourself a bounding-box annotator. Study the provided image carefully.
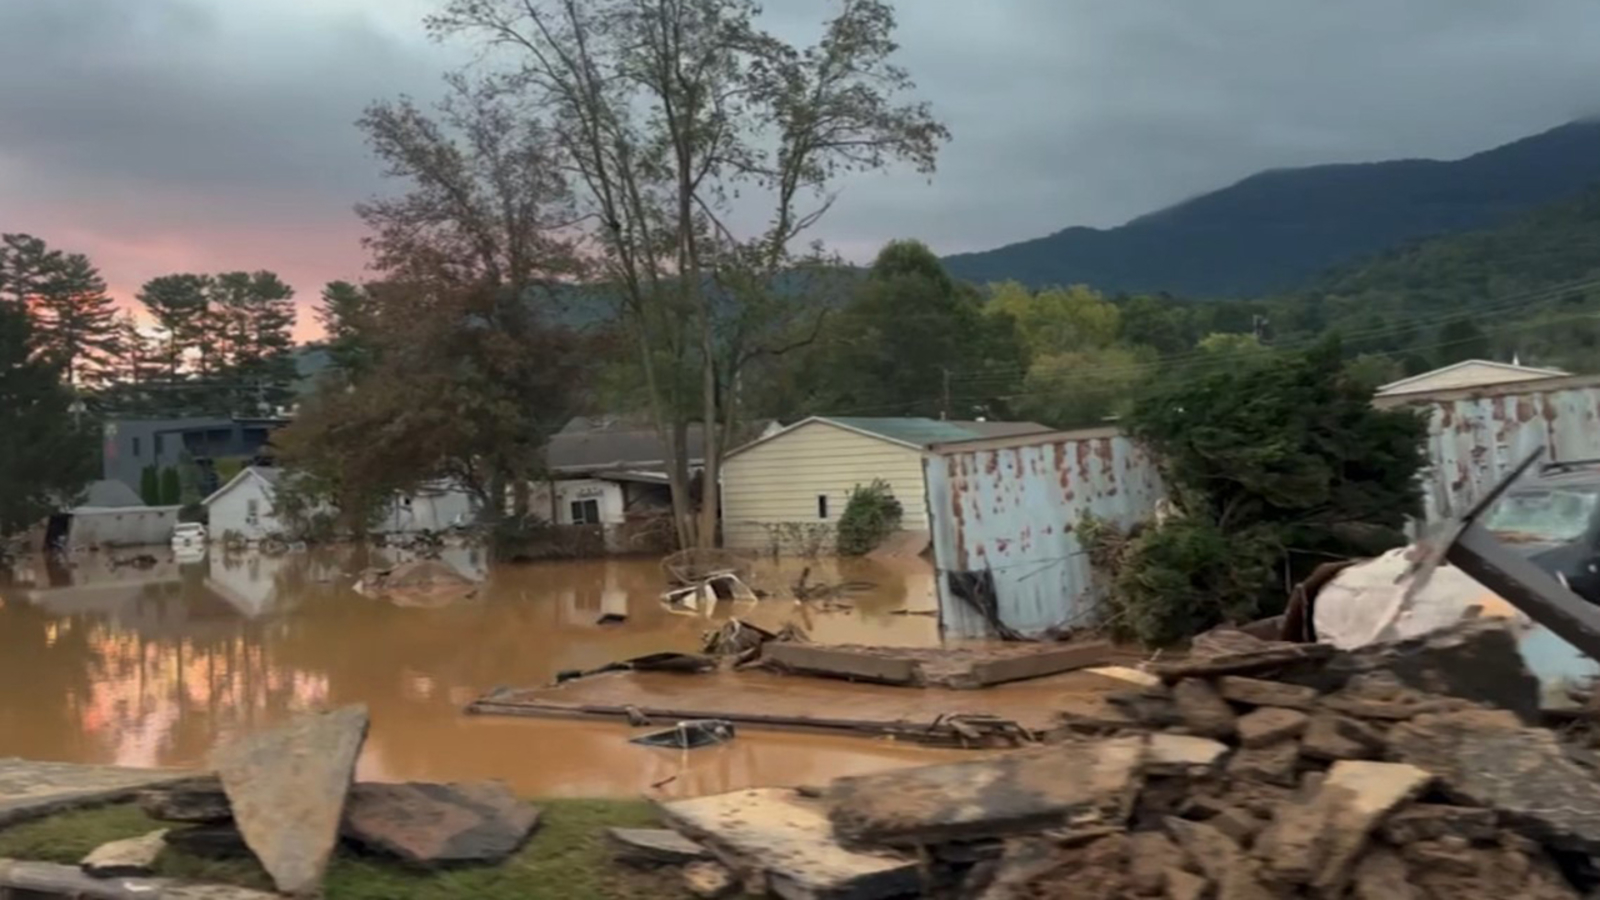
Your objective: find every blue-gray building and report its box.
[102,417,287,498]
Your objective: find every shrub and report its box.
[159,467,181,505]
[139,466,161,506]
[1098,518,1277,648]
[835,479,903,556]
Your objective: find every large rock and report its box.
[1388,709,1600,853]
[341,781,540,867]
[81,830,169,878]
[138,778,231,823]
[211,706,369,897]
[1318,618,1540,722]
[1171,680,1237,739]
[827,737,1145,846]
[1216,676,1320,710]
[0,759,199,828]
[661,788,917,900]
[1235,707,1309,748]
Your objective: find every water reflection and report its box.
[0,550,946,797]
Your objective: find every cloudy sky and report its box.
[4,0,1599,339]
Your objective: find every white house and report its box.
[719,417,1048,553]
[1375,360,1570,398]
[204,467,287,543]
[372,482,478,535]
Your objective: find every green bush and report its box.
[1100,518,1277,648]
[835,479,903,556]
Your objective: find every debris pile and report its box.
[639,619,1600,899]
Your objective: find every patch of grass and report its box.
[0,799,692,900]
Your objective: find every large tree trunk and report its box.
[697,309,720,550]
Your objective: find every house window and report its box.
[154,434,164,457]
[818,494,829,519]
[570,499,601,525]
[246,499,260,522]
[132,437,142,458]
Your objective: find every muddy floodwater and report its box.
[0,549,965,798]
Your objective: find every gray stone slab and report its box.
[212,705,368,897]
[1389,708,1600,853]
[0,759,200,828]
[827,736,1145,846]
[0,858,278,899]
[660,788,917,900]
[607,827,710,866]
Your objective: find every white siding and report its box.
[375,484,478,534]
[68,507,180,549]
[721,421,928,552]
[527,479,628,525]
[207,474,284,542]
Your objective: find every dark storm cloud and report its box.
[2,0,1599,319]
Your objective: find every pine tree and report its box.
[32,252,123,387]
[137,274,211,381]
[0,302,96,539]
[140,466,161,506]
[160,468,181,505]
[317,281,378,379]
[210,271,297,414]
[0,233,64,310]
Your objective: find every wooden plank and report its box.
[960,641,1116,688]
[761,643,922,685]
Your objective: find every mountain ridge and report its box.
[943,120,1600,297]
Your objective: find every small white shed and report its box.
[204,467,286,543]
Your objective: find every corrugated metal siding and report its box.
[721,419,929,552]
[926,430,1165,638]
[1376,378,1600,523]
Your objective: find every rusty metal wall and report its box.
[925,428,1165,639]
[1374,375,1600,524]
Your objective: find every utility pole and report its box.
[940,367,952,421]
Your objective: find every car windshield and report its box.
[1485,486,1600,544]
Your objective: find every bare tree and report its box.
[427,0,947,549]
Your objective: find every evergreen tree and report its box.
[210,271,297,414]
[140,466,161,506]
[0,233,63,310]
[160,468,181,506]
[137,274,212,382]
[0,302,96,540]
[32,252,122,387]
[316,281,378,379]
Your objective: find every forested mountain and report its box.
[943,120,1600,297]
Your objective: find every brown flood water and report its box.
[0,548,964,799]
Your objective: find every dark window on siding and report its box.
[570,499,601,525]
[154,434,164,456]
[817,495,829,519]
[132,437,141,458]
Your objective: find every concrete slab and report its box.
[0,858,278,899]
[470,668,1116,744]
[0,759,200,828]
[659,788,917,900]
[827,736,1146,846]
[762,644,921,685]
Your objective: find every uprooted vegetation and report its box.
[1087,340,1429,647]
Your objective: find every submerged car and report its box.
[171,521,208,550]
[1482,460,1600,602]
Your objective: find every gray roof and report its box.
[252,466,283,485]
[81,479,143,508]
[547,417,705,472]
